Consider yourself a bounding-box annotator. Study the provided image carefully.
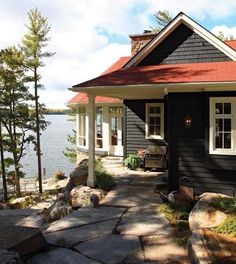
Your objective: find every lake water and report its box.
[21,115,76,179]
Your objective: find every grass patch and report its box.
[210,197,236,214]
[159,203,192,246]
[210,196,236,236]
[213,216,236,236]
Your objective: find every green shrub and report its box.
[210,197,236,214]
[95,160,115,191]
[124,154,142,170]
[53,170,66,181]
[214,216,236,236]
[95,171,115,191]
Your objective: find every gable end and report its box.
[138,24,231,66]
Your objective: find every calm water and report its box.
[21,115,76,179]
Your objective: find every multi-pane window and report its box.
[210,98,236,154]
[146,103,164,139]
[96,107,103,148]
[78,107,86,146]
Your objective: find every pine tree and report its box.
[0,47,37,197]
[153,10,172,33]
[22,8,54,193]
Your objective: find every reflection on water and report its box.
[22,115,76,179]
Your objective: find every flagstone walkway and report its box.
[29,173,188,264]
[0,171,188,263]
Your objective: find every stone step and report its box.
[101,157,123,163]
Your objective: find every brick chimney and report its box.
[129,31,157,56]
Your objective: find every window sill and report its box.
[77,146,108,155]
[209,149,236,155]
[146,135,164,140]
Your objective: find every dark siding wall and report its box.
[124,99,167,157]
[139,24,231,66]
[168,92,236,196]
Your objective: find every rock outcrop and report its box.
[189,192,228,231]
[70,186,104,208]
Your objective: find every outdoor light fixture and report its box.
[184,115,192,128]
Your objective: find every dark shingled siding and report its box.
[138,24,231,66]
[168,92,236,196]
[123,99,167,158]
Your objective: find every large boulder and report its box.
[189,192,228,231]
[63,159,88,200]
[70,186,104,208]
[69,159,88,186]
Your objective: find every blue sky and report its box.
[0,0,236,108]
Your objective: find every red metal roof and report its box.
[101,56,131,75]
[225,40,236,50]
[68,93,121,104]
[73,61,236,88]
[68,57,130,104]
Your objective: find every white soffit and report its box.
[124,13,236,69]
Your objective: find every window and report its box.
[146,103,164,139]
[210,98,236,155]
[96,107,103,148]
[78,107,86,147]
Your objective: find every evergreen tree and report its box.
[63,129,77,164]
[153,10,172,33]
[0,112,7,201]
[0,47,37,197]
[22,8,54,193]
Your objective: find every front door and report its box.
[109,107,123,156]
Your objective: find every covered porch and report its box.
[70,82,234,190]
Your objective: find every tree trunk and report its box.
[14,167,21,198]
[34,67,43,193]
[0,121,8,201]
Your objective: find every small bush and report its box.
[210,197,236,214]
[124,154,142,170]
[95,171,115,191]
[53,171,66,181]
[214,216,236,236]
[95,160,115,191]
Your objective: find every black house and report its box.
[71,12,236,196]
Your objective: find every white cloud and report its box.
[0,0,236,108]
[145,0,236,20]
[211,25,236,39]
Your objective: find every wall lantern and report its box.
[184,115,192,128]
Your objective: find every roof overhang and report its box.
[70,82,236,100]
[124,13,236,68]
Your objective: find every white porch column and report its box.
[102,106,110,152]
[87,94,95,187]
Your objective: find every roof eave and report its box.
[70,81,236,99]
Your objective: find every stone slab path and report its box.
[101,185,162,207]
[35,182,187,263]
[7,172,187,263]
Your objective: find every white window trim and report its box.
[145,103,164,139]
[209,97,236,155]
